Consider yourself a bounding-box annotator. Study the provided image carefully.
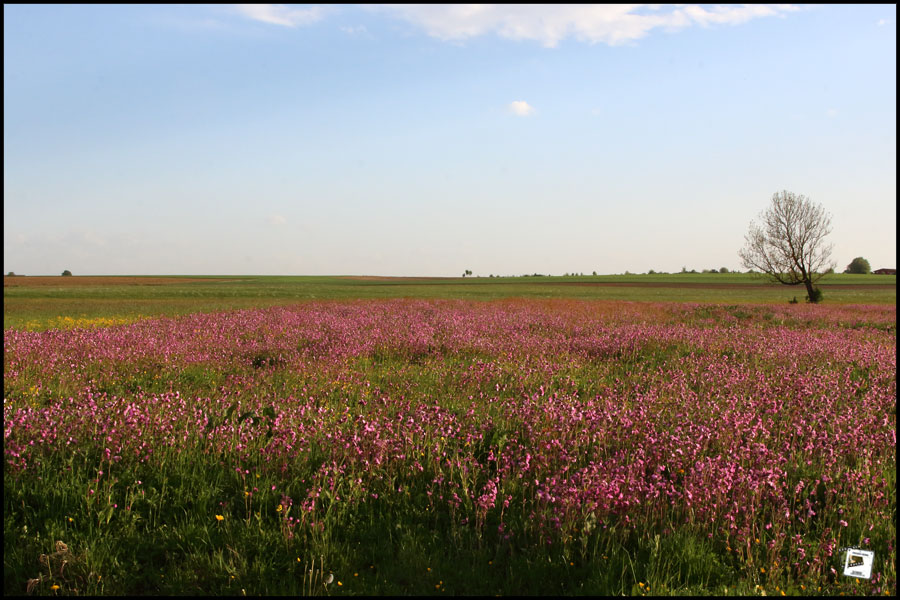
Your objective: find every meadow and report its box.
[3,275,896,595]
[3,272,895,331]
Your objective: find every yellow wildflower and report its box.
[216,515,224,521]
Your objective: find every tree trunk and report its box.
[804,279,818,303]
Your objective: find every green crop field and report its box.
[3,273,895,331]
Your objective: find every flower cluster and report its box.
[4,299,895,588]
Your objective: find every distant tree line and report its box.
[495,269,746,277]
[474,261,880,279]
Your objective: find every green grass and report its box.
[4,297,895,596]
[3,274,896,596]
[4,273,895,331]
[6,341,894,596]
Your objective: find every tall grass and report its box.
[4,299,896,595]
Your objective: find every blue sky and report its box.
[4,4,896,276]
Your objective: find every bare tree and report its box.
[738,190,835,302]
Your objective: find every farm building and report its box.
[872,268,896,275]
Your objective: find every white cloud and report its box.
[679,4,792,27]
[340,24,368,35]
[877,19,888,27]
[508,100,535,116]
[377,4,802,47]
[268,214,288,226]
[826,108,838,118]
[235,4,328,27]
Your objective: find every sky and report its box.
[3,4,896,276]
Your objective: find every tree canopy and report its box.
[843,257,871,274]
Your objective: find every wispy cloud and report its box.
[508,100,535,116]
[340,24,368,35]
[877,19,888,27]
[268,214,288,226]
[377,4,802,47]
[826,108,838,118]
[235,4,328,27]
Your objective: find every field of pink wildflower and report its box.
[4,299,896,595]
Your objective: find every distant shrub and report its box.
[61,270,73,277]
[843,257,871,275]
[806,288,824,304]
[719,267,729,274]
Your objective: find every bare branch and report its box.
[738,191,833,302]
